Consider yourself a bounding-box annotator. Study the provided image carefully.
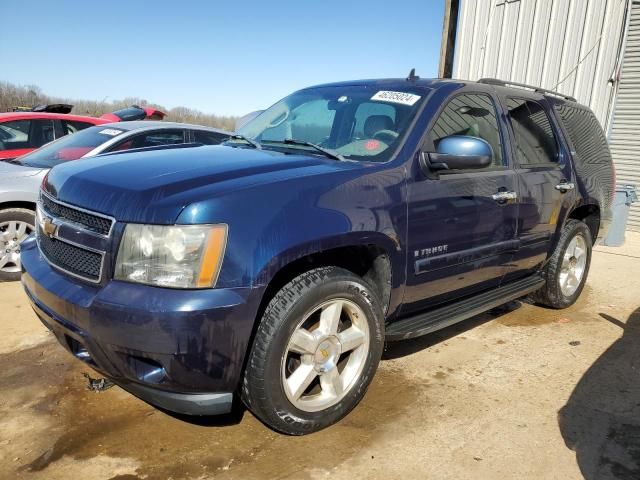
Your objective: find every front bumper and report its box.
[21,236,262,415]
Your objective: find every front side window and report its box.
[193,130,229,145]
[62,120,95,135]
[238,85,428,162]
[429,93,504,167]
[507,98,558,165]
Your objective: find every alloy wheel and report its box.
[281,298,370,412]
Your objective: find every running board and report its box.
[386,276,545,341]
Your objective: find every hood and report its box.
[44,145,359,224]
[0,161,45,178]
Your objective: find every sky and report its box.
[1,0,445,117]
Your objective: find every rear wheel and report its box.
[242,267,384,435]
[531,219,592,308]
[0,208,35,282]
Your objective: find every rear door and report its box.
[403,91,518,314]
[500,95,576,280]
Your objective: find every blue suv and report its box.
[21,76,614,435]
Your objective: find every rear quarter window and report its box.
[554,103,614,207]
[554,103,611,166]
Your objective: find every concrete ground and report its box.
[1,233,639,480]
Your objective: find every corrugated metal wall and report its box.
[453,0,639,230]
[453,0,628,129]
[609,1,640,229]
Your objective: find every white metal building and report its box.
[449,0,640,230]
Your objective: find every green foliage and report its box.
[0,81,237,131]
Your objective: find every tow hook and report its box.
[83,372,115,392]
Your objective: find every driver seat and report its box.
[364,115,395,138]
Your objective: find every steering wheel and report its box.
[373,129,399,144]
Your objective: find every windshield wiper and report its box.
[264,139,344,161]
[228,134,262,149]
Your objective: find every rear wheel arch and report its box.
[567,204,600,241]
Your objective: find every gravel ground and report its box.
[1,233,639,480]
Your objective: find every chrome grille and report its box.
[36,191,111,283]
[41,193,113,236]
[37,229,102,281]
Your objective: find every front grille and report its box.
[41,194,113,236]
[38,230,102,281]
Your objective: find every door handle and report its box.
[555,182,575,192]
[491,191,518,202]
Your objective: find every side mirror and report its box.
[422,135,493,173]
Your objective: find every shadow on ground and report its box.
[383,300,524,359]
[559,307,640,480]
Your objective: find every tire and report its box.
[242,266,385,435]
[531,219,592,309]
[0,208,35,282]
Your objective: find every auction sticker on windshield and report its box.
[371,91,421,106]
[99,128,124,136]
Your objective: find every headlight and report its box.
[114,224,228,288]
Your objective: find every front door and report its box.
[500,96,576,280]
[403,92,518,315]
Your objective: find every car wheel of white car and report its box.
[0,208,35,282]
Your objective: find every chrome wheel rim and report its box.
[0,220,33,274]
[559,233,588,297]
[281,298,370,413]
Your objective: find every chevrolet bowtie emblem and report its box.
[41,216,57,237]
[320,348,329,359]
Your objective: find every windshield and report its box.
[17,126,127,168]
[237,85,428,162]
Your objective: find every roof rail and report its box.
[477,78,577,102]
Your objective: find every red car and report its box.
[0,105,165,161]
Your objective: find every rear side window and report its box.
[429,93,504,167]
[193,130,229,145]
[111,129,185,151]
[506,98,558,165]
[0,119,56,150]
[554,104,611,166]
[555,103,614,205]
[0,120,30,150]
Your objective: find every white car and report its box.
[0,121,231,281]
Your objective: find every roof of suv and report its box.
[304,77,577,104]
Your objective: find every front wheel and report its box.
[531,219,592,308]
[0,208,35,282]
[242,267,384,435]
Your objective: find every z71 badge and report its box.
[414,245,448,258]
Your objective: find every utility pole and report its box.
[438,0,460,78]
